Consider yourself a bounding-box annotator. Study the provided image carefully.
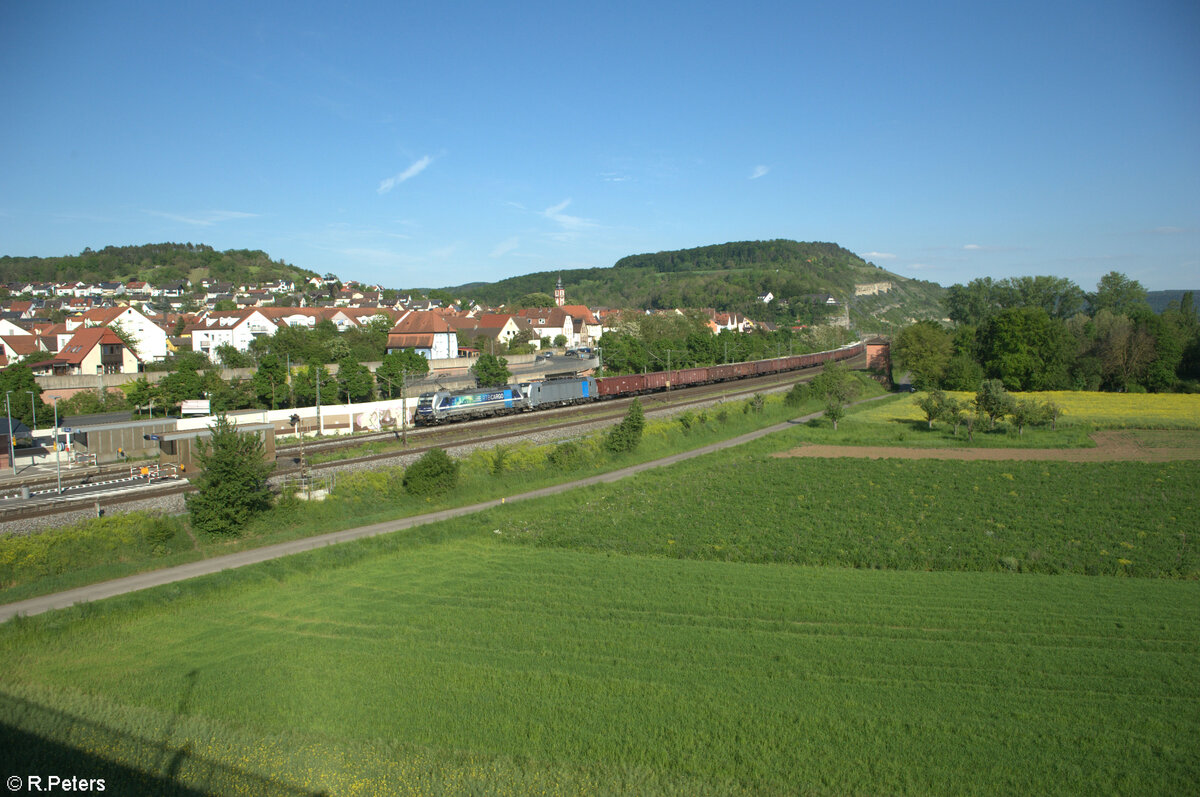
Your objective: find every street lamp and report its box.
[25,390,36,437]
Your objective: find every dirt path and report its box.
[772,431,1200,462]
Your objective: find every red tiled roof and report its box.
[386,333,435,348]
[560,305,599,325]
[0,335,40,357]
[55,327,131,365]
[390,312,453,334]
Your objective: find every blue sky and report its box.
[2,1,1197,292]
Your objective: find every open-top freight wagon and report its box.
[415,342,863,425]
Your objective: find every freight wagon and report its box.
[414,342,864,425]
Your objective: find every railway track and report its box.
[3,353,862,526]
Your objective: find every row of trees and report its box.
[914,381,1062,438]
[894,273,1199,393]
[597,311,853,376]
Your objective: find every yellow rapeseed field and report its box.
[858,391,1200,428]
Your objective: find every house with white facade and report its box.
[385,312,458,360]
[187,309,279,355]
[76,306,170,361]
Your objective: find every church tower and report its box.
[554,276,565,307]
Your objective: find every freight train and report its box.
[414,341,864,425]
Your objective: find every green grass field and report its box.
[2,385,1199,794]
[3,539,1197,796]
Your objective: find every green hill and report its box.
[452,240,945,329]
[0,243,317,289]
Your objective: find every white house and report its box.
[188,309,279,354]
[385,312,458,360]
[77,306,171,361]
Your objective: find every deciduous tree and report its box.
[376,349,429,398]
[807,362,860,431]
[471,353,511,388]
[974,379,1013,429]
[893,322,952,389]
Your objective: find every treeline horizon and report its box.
[894,272,1200,393]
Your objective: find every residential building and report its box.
[385,312,458,359]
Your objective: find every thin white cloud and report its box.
[540,199,596,232]
[377,155,433,194]
[490,237,519,258]
[429,243,458,259]
[1148,226,1189,235]
[145,209,258,226]
[963,244,982,250]
[749,165,769,180]
[862,251,896,260]
[600,172,631,182]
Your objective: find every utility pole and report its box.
[26,391,36,436]
[52,396,62,495]
[315,367,323,436]
[400,368,408,446]
[4,392,14,475]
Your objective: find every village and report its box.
[0,274,783,377]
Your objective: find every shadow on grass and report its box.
[0,691,325,796]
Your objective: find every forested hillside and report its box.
[453,240,945,327]
[0,243,317,287]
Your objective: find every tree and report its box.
[939,396,970,436]
[292,364,331,408]
[471,353,511,388]
[1008,398,1045,436]
[157,365,205,412]
[336,357,375,403]
[1041,400,1064,430]
[553,334,568,348]
[893,322,952,389]
[376,349,429,398]
[184,414,274,536]
[807,362,861,430]
[913,389,948,429]
[126,377,158,417]
[1090,271,1149,316]
[214,343,253,368]
[0,364,49,429]
[974,379,1013,429]
[976,306,1073,390]
[605,399,645,453]
[941,354,984,391]
[1093,310,1156,391]
[251,353,289,409]
[518,292,555,309]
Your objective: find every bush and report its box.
[784,382,808,407]
[678,411,695,434]
[605,400,645,454]
[488,444,514,475]
[548,441,589,470]
[403,448,460,497]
